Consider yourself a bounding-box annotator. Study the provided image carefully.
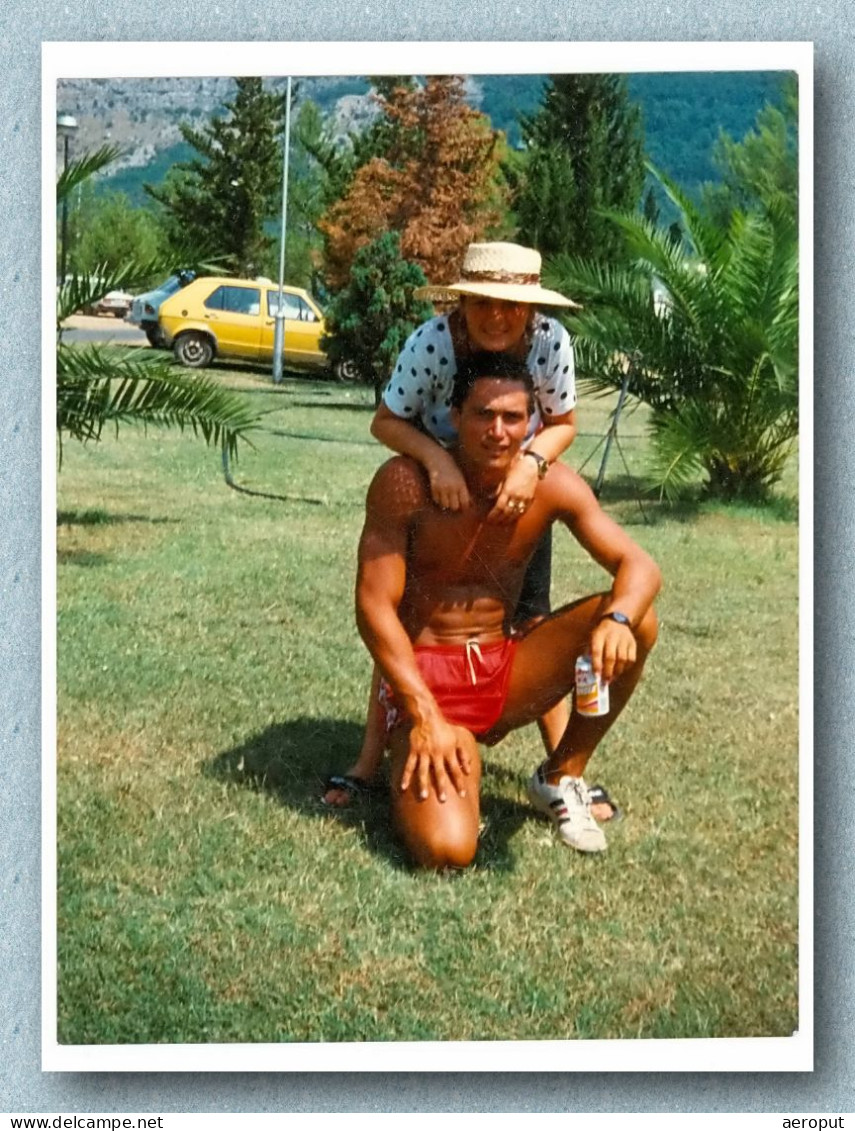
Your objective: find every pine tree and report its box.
[321,231,433,406]
[57,145,260,465]
[515,74,645,261]
[701,75,798,228]
[146,78,286,277]
[72,189,164,276]
[319,76,506,289]
[642,186,659,226]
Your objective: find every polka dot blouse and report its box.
[382,313,577,448]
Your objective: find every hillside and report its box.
[56,70,791,206]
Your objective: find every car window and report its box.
[205,285,261,316]
[267,291,307,320]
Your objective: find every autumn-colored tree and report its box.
[320,76,506,289]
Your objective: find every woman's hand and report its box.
[426,448,471,511]
[487,452,540,523]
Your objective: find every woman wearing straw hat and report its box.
[323,241,620,822]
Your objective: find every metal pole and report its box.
[60,133,70,284]
[594,352,638,498]
[272,77,292,385]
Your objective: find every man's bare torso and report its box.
[386,457,561,647]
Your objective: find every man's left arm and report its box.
[553,468,662,681]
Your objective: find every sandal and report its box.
[588,784,623,822]
[321,773,386,807]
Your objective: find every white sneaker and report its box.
[527,765,607,853]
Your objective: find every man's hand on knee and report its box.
[401,717,472,802]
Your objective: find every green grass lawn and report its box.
[55,363,800,1044]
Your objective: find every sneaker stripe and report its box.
[528,768,607,853]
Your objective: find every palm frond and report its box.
[647,405,710,501]
[57,345,260,464]
[548,171,799,502]
[646,163,729,269]
[55,142,263,469]
[56,145,122,202]
[56,255,176,326]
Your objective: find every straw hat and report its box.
[415,241,580,308]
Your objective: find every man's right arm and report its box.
[355,459,472,800]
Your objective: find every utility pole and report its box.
[272,78,292,385]
[57,113,78,283]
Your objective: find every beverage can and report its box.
[574,654,610,717]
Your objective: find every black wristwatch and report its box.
[600,611,632,629]
[523,450,550,479]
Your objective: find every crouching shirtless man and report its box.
[356,351,661,869]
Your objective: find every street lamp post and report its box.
[272,78,292,385]
[57,113,78,284]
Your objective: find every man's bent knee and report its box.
[393,799,479,870]
[408,828,478,870]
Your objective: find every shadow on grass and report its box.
[206,716,530,873]
[289,400,375,413]
[206,359,331,382]
[57,550,111,567]
[57,509,177,527]
[581,472,799,526]
[267,428,376,447]
[230,381,346,397]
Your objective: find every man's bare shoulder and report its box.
[540,460,597,516]
[367,455,431,518]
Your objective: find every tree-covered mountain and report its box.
[66,70,792,208]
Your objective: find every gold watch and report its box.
[524,450,550,479]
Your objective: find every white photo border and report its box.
[42,38,814,1074]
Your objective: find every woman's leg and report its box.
[322,663,387,806]
[514,527,572,758]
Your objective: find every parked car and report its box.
[158,276,330,372]
[85,289,134,318]
[127,270,196,347]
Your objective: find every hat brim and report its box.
[414,280,581,309]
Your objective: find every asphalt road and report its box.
[61,314,149,346]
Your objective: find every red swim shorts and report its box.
[379,637,517,738]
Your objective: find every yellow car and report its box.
[158,276,331,372]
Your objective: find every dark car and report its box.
[127,270,196,347]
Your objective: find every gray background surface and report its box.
[2,1,848,1115]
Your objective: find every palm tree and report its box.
[56,145,260,466]
[547,168,798,502]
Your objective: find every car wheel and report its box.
[145,326,164,349]
[174,331,214,369]
[333,358,359,382]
